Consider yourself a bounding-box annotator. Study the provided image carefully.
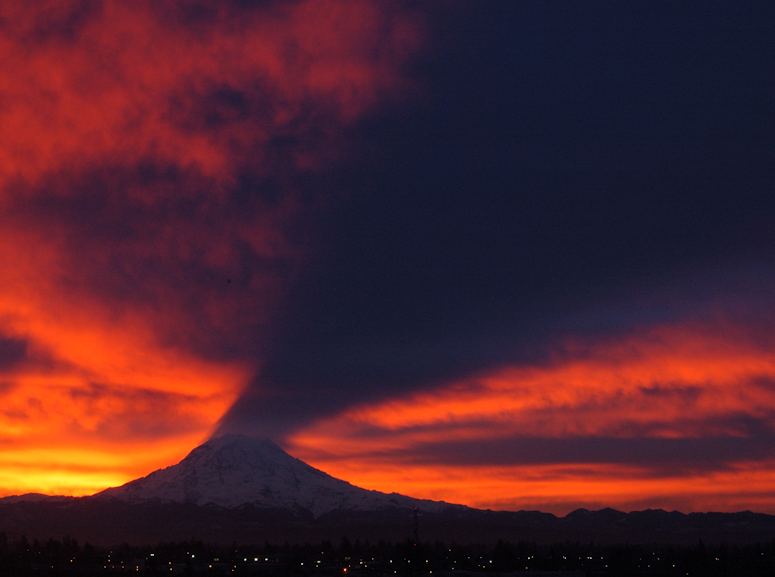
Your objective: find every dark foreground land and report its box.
[2,501,775,546]
[2,500,775,575]
[0,536,773,577]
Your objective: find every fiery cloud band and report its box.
[290,324,775,512]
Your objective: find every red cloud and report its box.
[0,1,420,191]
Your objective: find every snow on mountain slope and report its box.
[97,434,454,517]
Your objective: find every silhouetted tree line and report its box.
[0,533,773,576]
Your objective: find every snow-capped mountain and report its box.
[98,434,453,517]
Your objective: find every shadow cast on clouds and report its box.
[1,0,775,514]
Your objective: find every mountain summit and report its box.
[98,434,451,516]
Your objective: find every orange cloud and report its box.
[288,323,775,513]
[0,0,421,496]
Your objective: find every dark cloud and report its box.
[381,434,775,474]
[222,1,775,438]
[0,337,27,371]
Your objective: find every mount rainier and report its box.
[97,434,454,516]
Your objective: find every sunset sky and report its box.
[1,0,774,514]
